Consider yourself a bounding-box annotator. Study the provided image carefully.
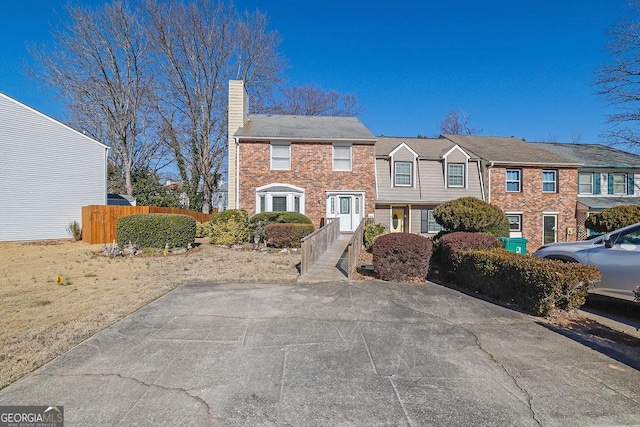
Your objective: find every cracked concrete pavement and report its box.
[1,280,639,426]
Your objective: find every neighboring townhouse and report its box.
[227,80,376,231]
[442,135,582,251]
[534,143,640,239]
[0,93,109,241]
[374,136,485,235]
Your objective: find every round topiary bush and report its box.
[116,214,196,248]
[584,205,640,233]
[372,233,433,282]
[433,197,510,237]
[209,209,250,245]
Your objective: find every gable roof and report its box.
[533,142,640,169]
[442,134,580,167]
[234,114,376,143]
[376,136,475,159]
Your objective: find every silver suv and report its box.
[533,222,640,302]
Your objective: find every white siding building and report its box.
[0,93,109,241]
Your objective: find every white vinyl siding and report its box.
[0,94,108,241]
[270,143,291,170]
[333,144,352,171]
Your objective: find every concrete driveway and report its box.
[1,280,639,426]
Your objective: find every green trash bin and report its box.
[500,237,528,254]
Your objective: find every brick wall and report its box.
[238,141,376,228]
[489,166,578,250]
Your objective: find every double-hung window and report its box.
[506,169,521,192]
[542,170,557,193]
[613,173,627,194]
[421,209,443,234]
[333,144,352,171]
[578,173,593,194]
[448,163,465,188]
[507,214,522,232]
[395,162,412,186]
[271,143,291,170]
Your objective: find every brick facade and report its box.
[238,141,376,228]
[489,166,578,251]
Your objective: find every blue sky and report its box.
[0,0,629,143]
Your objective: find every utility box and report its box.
[500,237,528,255]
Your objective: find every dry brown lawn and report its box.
[0,238,300,390]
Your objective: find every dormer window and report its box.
[447,163,465,188]
[394,162,412,186]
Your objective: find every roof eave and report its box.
[237,136,377,144]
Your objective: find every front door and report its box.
[391,207,404,233]
[543,214,557,244]
[338,196,352,232]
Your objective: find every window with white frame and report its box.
[507,214,522,232]
[506,169,521,192]
[256,184,304,214]
[421,209,442,234]
[395,161,412,186]
[578,173,593,194]
[333,144,352,171]
[613,173,627,194]
[270,143,291,170]
[542,170,557,193]
[448,163,465,188]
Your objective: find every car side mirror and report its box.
[604,238,613,249]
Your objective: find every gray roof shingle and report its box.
[533,142,640,168]
[443,135,581,166]
[235,114,376,142]
[375,136,467,158]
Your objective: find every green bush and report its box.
[373,233,433,282]
[456,249,601,315]
[209,209,250,245]
[248,212,313,241]
[195,221,212,238]
[585,205,640,233]
[116,214,196,248]
[433,231,501,278]
[364,223,387,250]
[433,197,510,237]
[264,223,315,248]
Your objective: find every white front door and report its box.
[327,193,363,232]
[338,196,352,232]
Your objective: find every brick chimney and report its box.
[228,80,248,209]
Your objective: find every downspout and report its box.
[487,161,494,203]
[235,137,240,209]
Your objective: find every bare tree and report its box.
[439,109,481,135]
[146,0,283,212]
[595,0,640,150]
[265,85,362,116]
[28,2,159,195]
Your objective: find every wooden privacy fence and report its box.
[81,205,216,244]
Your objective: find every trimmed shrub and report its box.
[248,212,313,240]
[433,197,510,237]
[116,214,196,248]
[433,231,501,277]
[364,223,387,250]
[264,223,315,248]
[209,209,250,246]
[195,221,212,238]
[373,233,433,282]
[585,205,640,233]
[456,249,601,315]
